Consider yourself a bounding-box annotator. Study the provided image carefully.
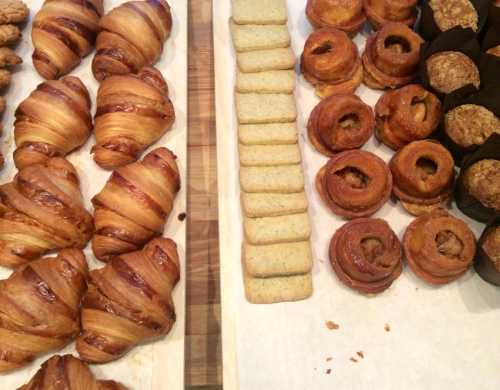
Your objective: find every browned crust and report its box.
[363,0,417,29]
[306,0,366,35]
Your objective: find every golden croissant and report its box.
[76,237,180,363]
[92,147,180,262]
[0,158,94,268]
[92,0,172,81]
[14,75,93,169]
[19,355,127,390]
[32,0,104,80]
[0,249,88,373]
[92,66,175,169]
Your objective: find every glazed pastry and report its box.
[428,0,479,32]
[32,0,104,80]
[330,218,403,294]
[306,0,365,35]
[390,140,455,215]
[92,0,172,81]
[474,218,500,286]
[92,147,180,262]
[364,0,417,29]
[403,209,476,285]
[92,66,175,169]
[307,93,374,156]
[19,355,127,390]
[300,28,363,98]
[0,158,93,268]
[14,76,92,169]
[362,22,424,89]
[316,150,392,218]
[375,84,442,150]
[0,249,87,373]
[76,237,180,363]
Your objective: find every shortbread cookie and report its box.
[240,164,304,193]
[232,0,287,25]
[237,47,295,73]
[244,240,313,277]
[236,70,295,93]
[0,0,29,24]
[236,93,296,124]
[244,212,311,245]
[239,144,301,167]
[239,123,298,145]
[0,47,21,67]
[231,20,290,52]
[0,24,20,46]
[242,191,308,217]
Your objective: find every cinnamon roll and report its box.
[316,150,392,218]
[330,218,403,294]
[364,0,417,30]
[403,210,476,285]
[306,0,366,36]
[390,140,455,216]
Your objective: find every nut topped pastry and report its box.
[463,159,500,212]
[306,0,366,35]
[475,220,500,286]
[429,0,479,32]
[364,0,417,29]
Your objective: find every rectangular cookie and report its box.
[244,212,311,245]
[231,20,290,52]
[244,240,313,277]
[237,47,295,73]
[232,0,287,25]
[236,93,296,124]
[240,165,304,193]
[242,191,308,217]
[239,144,301,167]
[236,70,295,93]
[239,123,298,145]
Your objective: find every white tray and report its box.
[214,1,500,389]
[0,1,187,388]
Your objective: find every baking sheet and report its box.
[0,1,187,388]
[214,1,500,389]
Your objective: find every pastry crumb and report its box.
[350,357,358,363]
[326,321,339,330]
[326,368,332,374]
[326,356,333,362]
[356,351,364,359]
[384,323,391,332]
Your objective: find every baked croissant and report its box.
[0,158,94,268]
[32,0,104,80]
[19,355,127,390]
[92,66,175,169]
[76,237,180,363]
[92,0,172,81]
[0,249,88,373]
[14,75,93,169]
[92,147,180,262]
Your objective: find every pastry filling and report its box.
[410,96,427,122]
[312,41,333,55]
[435,230,464,259]
[339,113,360,131]
[384,35,411,54]
[336,166,370,189]
[416,157,437,181]
[361,237,389,267]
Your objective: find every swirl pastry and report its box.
[0,249,87,373]
[330,218,403,294]
[316,150,392,218]
[307,93,374,156]
[32,0,104,80]
[301,28,363,98]
[375,84,442,150]
[364,0,417,29]
[403,210,476,285]
[0,158,94,268]
[76,237,180,363]
[390,140,454,216]
[92,0,172,81]
[92,66,175,169]
[92,147,180,262]
[14,75,92,169]
[362,22,423,89]
[306,0,366,36]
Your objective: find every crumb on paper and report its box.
[384,323,391,332]
[177,212,187,221]
[357,351,364,359]
[350,357,358,363]
[326,321,339,330]
[415,287,419,291]
[326,356,333,362]
[318,258,325,263]
[326,368,332,375]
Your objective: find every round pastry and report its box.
[301,28,363,98]
[428,0,479,32]
[463,159,500,213]
[363,0,417,29]
[362,22,424,90]
[306,0,366,36]
[329,218,403,294]
[403,209,476,285]
[307,94,374,156]
[375,84,442,150]
[426,51,480,94]
[474,219,500,286]
[316,150,392,218]
[390,140,455,215]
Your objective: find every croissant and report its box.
[32,0,104,80]
[92,147,180,262]
[19,355,127,390]
[92,0,172,81]
[14,75,93,169]
[92,66,175,169]
[0,249,87,373]
[0,158,94,268]
[76,237,180,363]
